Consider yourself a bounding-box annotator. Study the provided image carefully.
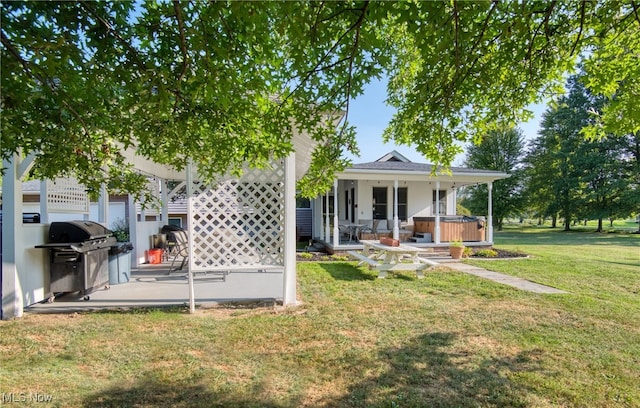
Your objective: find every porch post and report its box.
[128,194,138,268]
[39,180,49,224]
[487,182,494,243]
[98,181,109,225]
[317,197,322,240]
[1,154,24,319]
[435,181,441,244]
[393,179,399,240]
[161,179,169,224]
[186,161,196,314]
[324,192,330,242]
[332,179,339,247]
[283,153,297,306]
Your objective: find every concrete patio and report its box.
[25,262,284,314]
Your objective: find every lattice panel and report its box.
[188,161,285,271]
[46,178,89,214]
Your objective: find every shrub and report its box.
[474,249,498,258]
[331,254,349,261]
[298,252,313,259]
[462,247,473,258]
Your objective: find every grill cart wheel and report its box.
[83,296,90,301]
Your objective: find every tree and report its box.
[461,127,525,230]
[524,74,637,231]
[2,1,639,199]
[526,77,593,231]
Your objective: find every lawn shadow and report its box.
[319,262,376,281]
[330,332,543,407]
[82,377,294,408]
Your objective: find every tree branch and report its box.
[173,1,190,84]
[453,0,460,71]
[78,1,148,71]
[570,1,586,56]
[632,1,640,25]
[285,1,369,104]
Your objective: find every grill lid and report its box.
[49,221,113,243]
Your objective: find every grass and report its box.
[1,226,638,407]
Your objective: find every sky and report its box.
[344,77,547,166]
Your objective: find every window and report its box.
[168,218,182,227]
[432,190,446,215]
[373,187,388,220]
[395,187,408,221]
[296,197,311,208]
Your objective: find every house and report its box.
[307,151,509,250]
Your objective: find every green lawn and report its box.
[1,226,638,407]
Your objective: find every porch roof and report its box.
[338,160,509,184]
[121,130,319,182]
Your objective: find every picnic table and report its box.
[348,240,437,279]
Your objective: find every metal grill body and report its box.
[36,221,116,298]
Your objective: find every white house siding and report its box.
[21,202,127,229]
[296,208,313,238]
[353,180,457,224]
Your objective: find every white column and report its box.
[186,161,195,314]
[282,152,297,306]
[39,180,49,224]
[487,182,494,243]
[128,194,138,268]
[324,192,330,242]
[1,154,24,319]
[283,153,298,306]
[333,180,339,247]
[317,198,324,241]
[161,179,169,224]
[435,181,441,244]
[98,182,109,225]
[393,179,399,240]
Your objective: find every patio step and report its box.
[409,232,432,243]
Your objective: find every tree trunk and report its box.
[564,216,571,231]
[551,216,557,228]
[597,218,603,232]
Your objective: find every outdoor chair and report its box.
[338,224,351,243]
[167,229,189,274]
[359,219,380,240]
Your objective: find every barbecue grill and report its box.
[36,221,117,301]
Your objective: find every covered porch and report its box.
[310,152,508,252]
[2,129,321,319]
[25,261,283,313]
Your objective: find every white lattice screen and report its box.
[188,161,285,271]
[46,178,89,214]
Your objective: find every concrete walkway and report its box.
[444,262,568,294]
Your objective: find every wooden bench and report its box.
[347,251,380,268]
